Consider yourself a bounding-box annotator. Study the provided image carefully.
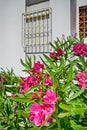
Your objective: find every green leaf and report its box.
[28,128,40,130]
[10,97,30,103]
[55,58,65,75]
[20,58,28,68]
[79,35,84,42]
[49,42,57,50]
[59,100,87,115]
[0,126,6,129]
[67,89,85,102]
[66,64,73,83]
[70,107,86,115]
[16,93,25,97]
[33,55,36,62]
[52,75,60,91]
[70,120,87,130]
[9,114,14,120]
[58,112,69,118]
[46,122,58,130]
[59,103,72,111]
[55,37,61,48]
[24,86,38,96]
[61,82,71,92]
[43,54,57,70]
[79,56,87,69]
[69,99,87,107]
[17,110,29,117]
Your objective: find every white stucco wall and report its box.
[0,0,25,75]
[50,0,70,41]
[76,0,87,36]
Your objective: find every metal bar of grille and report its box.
[47,10,49,51]
[43,11,45,52]
[35,13,37,52]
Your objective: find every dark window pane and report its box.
[26,0,49,6]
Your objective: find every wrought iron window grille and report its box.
[22,8,52,54]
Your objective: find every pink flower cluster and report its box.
[29,90,58,126]
[20,61,53,94]
[50,48,64,60]
[73,43,87,57]
[20,75,40,94]
[20,61,44,94]
[34,61,44,73]
[75,71,87,89]
[44,77,53,86]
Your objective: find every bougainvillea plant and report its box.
[0,36,87,130]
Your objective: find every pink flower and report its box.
[20,76,31,94]
[80,81,87,89]
[29,111,45,126]
[30,103,41,112]
[73,43,85,55]
[29,75,40,86]
[40,104,54,124]
[44,77,53,86]
[75,71,87,89]
[34,61,44,73]
[49,51,58,60]
[29,103,45,126]
[20,75,40,94]
[83,44,87,57]
[57,48,64,56]
[75,71,87,83]
[43,90,58,104]
[20,76,31,91]
[20,88,24,94]
[40,104,55,115]
[73,43,87,57]
[29,103,55,126]
[49,49,64,60]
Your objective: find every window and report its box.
[26,0,49,6]
[22,8,52,54]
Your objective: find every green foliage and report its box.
[0,36,87,129]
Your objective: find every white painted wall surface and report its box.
[50,0,70,41]
[0,0,25,75]
[76,0,87,36]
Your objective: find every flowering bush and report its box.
[0,36,87,130]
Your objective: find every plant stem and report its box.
[57,119,61,130]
